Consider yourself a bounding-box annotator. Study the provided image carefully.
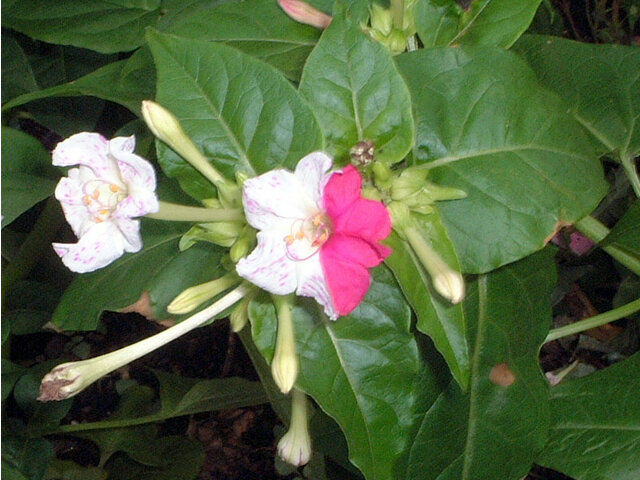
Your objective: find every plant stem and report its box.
[575,216,640,276]
[147,201,244,222]
[545,297,640,343]
[620,154,640,198]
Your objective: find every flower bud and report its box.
[271,295,299,394]
[229,287,256,332]
[278,0,332,29]
[387,201,414,239]
[278,388,312,467]
[404,228,465,304]
[371,161,393,190]
[141,101,231,194]
[167,274,238,315]
[230,227,256,263]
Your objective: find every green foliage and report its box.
[299,5,414,165]
[536,353,640,480]
[147,29,324,199]
[396,46,608,273]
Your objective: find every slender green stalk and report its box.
[147,201,244,222]
[575,216,640,276]
[545,297,640,343]
[620,154,640,198]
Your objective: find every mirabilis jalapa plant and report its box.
[4,0,638,478]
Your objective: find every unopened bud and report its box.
[230,227,256,263]
[405,227,465,304]
[167,274,238,315]
[229,287,256,332]
[271,295,299,394]
[278,0,332,29]
[278,388,312,467]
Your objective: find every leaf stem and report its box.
[545,297,640,343]
[147,201,244,222]
[390,0,405,29]
[575,216,640,276]
[620,154,640,198]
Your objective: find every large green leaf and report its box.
[52,220,225,331]
[250,266,420,480]
[165,0,321,82]
[147,30,324,200]
[2,0,163,53]
[536,353,640,480]
[1,127,59,228]
[396,47,608,273]
[2,49,155,115]
[513,35,640,158]
[403,249,555,480]
[299,5,414,165]
[385,209,469,390]
[415,0,542,48]
[1,34,38,101]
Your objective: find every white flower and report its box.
[235,152,392,320]
[52,133,158,273]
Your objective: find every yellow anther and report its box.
[295,230,305,240]
[285,235,295,245]
[109,184,119,192]
[92,189,100,200]
[83,195,92,205]
[99,209,110,217]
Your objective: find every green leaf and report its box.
[1,435,54,480]
[385,209,469,390]
[2,360,28,401]
[165,0,321,82]
[513,35,640,157]
[396,47,608,273]
[153,369,267,417]
[147,29,324,200]
[415,0,542,48]
[602,200,640,258]
[52,220,226,331]
[1,127,59,228]
[536,353,640,480]
[250,266,420,480]
[299,6,414,165]
[2,49,156,115]
[1,33,38,101]
[2,0,163,53]
[403,249,556,480]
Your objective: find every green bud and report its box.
[361,186,383,202]
[229,287,256,332]
[387,201,414,238]
[371,161,393,191]
[167,274,238,315]
[271,295,299,394]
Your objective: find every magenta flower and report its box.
[236,152,391,319]
[52,132,158,273]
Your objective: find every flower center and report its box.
[82,180,128,223]
[284,212,332,261]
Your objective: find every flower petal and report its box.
[322,165,361,219]
[52,222,126,273]
[331,197,392,243]
[236,231,298,295]
[295,254,338,320]
[52,132,122,184]
[113,217,143,252]
[110,136,158,195]
[242,170,317,231]
[320,241,372,316]
[294,151,333,204]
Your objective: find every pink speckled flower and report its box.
[236,152,391,319]
[52,132,158,273]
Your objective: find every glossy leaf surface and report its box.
[299,6,414,165]
[415,0,542,48]
[165,0,321,81]
[536,353,640,480]
[52,220,225,330]
[513,35,640,157]
[250,267,420,480]
[385,209,469,390]
[403,249,555,480]
[147,30,323,199]
[396,47,608,273]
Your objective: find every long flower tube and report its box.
[38,284,250,402]
[278,387,312,466]
[271,295,299,394]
